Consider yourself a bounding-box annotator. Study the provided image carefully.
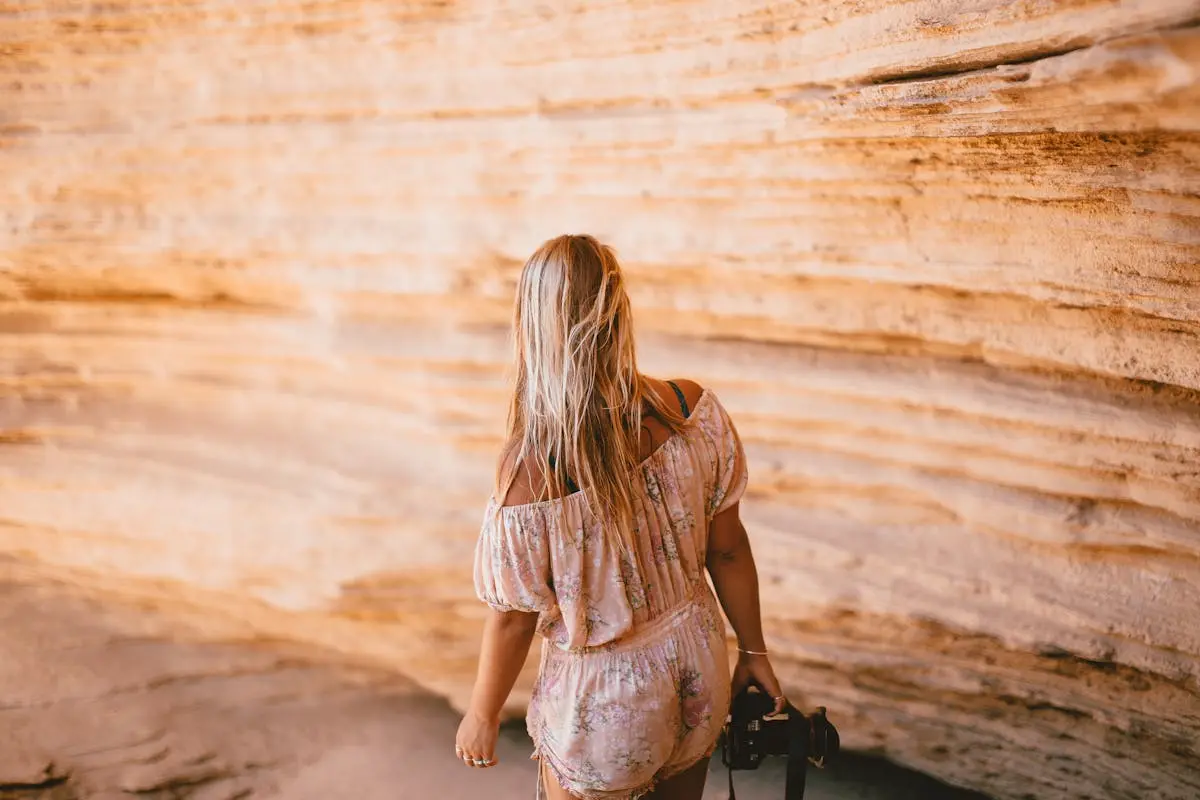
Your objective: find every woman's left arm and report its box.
[455,607,539,767]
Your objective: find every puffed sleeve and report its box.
[473,499,555,614]
[707,392,749,517]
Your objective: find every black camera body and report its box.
[723,688,791,770]
[719,688,840,799]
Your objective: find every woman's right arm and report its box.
[706,501,787,714]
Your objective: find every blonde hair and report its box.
[498,234,686,553]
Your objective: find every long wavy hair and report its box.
[497,234,686,553]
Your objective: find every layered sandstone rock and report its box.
[2,2,1198,799]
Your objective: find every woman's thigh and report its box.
[643,756,710,800]
[539,758,576,800]
[538,755,709,800]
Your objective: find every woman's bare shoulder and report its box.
[496,440,553,507]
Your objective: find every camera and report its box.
[719,688,840,798]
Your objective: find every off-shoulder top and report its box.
[473,389,748,651]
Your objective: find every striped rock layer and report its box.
[2,2,1199,798]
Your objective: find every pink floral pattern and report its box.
[473,390,748,800]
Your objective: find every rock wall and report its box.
[2,2,1199,798]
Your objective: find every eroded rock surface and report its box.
[0,572,991,800]
[2,3,1199,799]
[0,572,539,800]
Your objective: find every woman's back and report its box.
[475,379,748,651]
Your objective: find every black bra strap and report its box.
[546,453,579,494]
[666,380,690,418]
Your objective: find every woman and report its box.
[455,234,785,800]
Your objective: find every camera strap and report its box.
[784,702,809,799]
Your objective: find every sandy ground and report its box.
[0,576,987,799]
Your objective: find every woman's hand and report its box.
[457,609,538,770]
[455,710,500,768]
[731,652,787,715]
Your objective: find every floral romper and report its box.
[474,387,749,800]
